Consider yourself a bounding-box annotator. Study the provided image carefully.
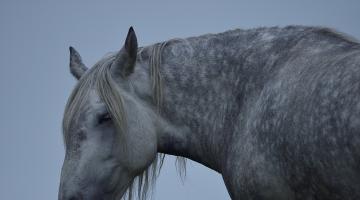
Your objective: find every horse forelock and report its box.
[63,54,111,136]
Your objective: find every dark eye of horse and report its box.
[98,113,112,125]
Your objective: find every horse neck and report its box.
[132,28,301,173]
[154,39,240,173]
[133,44,228,172]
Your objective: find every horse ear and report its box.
[111,26,138,77]
[69,46,88,79]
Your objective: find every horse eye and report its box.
[98,113,112,124]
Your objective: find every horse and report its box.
[58,26,360,200]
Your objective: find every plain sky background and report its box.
[1,1,360,199]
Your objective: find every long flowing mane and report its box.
[63,40,186,200]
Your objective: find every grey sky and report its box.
[1,0,359,199]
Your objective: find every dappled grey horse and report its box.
[59,26,360,200]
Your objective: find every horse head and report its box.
[59,27,159,200]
